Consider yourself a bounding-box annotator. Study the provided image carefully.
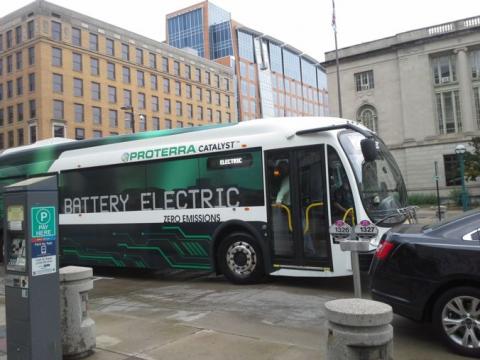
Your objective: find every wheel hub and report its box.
[226,241,257,278]
[442,295,480,349]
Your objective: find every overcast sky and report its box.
[2,0,479,61]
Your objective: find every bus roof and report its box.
[0,117,369,177]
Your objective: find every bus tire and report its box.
[218,232,265,285]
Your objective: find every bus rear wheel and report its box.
[218,232,264,284]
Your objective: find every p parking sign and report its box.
[31,206,56,238]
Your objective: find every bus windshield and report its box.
[339,131,408,226]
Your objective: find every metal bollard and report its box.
[60,266,96,359]
[325,298,394,360]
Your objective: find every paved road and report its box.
[78,268,470,360]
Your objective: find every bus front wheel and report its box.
[218,232,264,284]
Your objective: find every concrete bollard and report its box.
[325,298,393,360]
[60,266,96,359]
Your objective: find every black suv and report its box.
[370,210,480,357]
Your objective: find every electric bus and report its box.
[0,117,409,283]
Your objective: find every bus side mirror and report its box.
[361,138,377,162]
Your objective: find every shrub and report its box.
[408,193,437,205]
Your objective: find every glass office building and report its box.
[166,1,328,121]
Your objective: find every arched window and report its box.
[357,105,378,132]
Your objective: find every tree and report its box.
[465,137,480,181]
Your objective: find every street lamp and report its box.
[120,106,135,133]
[455,144,469,211]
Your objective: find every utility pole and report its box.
[332,0,343,118]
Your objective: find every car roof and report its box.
[424,209,480,239]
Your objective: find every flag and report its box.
[332,0,337,31]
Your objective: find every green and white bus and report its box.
[0,117,408,283]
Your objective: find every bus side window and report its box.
[327,146,355,225]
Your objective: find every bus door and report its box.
[266,146,332,269]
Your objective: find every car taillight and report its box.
[375,238,395,260]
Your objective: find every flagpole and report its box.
[332,0,343,118]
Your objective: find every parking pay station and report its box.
[4,175,61,359]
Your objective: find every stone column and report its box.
[454,47,475,133]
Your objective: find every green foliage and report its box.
[449,189,462,207]
[465,137,480,181]
[408,193,437,205]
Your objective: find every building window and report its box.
[72,27,81,46]
[74,103,84,123]
[8,131,14,147]
[27,20,35,39]
[53,100,64,120]
[176,121,183,128]
[123,89,132,106]
[16,51,23,70]
[16,77,23,96]
[123,66,130,83]
[89,33,98,51]
[214,75,220,88]
[28,46,35,65]
[184,64,191,79]
[29,125,37,144]
[162,57,169,72]
[357,105,378,132]
[186,104,193,119]
[215,110,221,123]
[7,81,13,98]
[93,130,102,138]
[17,103,24,122]
[107,62,115,80]
[163,78,170,93]
[51,21,62,41]
[152,117,160,130]
[225,78,230,91]
[53,73,63,93]
[0,58,3,75]
[74,78,83,97]
[73,53,82,71]
[207,108,212,122]
[7,106,13,123]
[0,109,3,127]
[109,109,118,128]
[6,30,12,48]
[136,48,143,65]
[0,34,3,52]
[17,128,24,146]
[436,90,462,134]
[137,71,145,87]
[92,106,102,124]
[206,90,212,104]
[75,128,85,140]
[139,115,146,131]
[52,47,62,66]
[0,84,2,101]
[174,61,180,76]
[90,57,99,76]
[186,84,192,99]
[355,70,374,91]
[7,55,12,73]
[226,95,230,107]
[176,101,182,116]
[196,106,203,120]
[138,92,146,109]
[91,82,101,100]
[124,112,133,130]
[205,71,211,85]
[106,38,115,56]
[215,92,221,106]
[195,68,201,82]
[175,81,181,96]
[471,50,480,80]
[444,154,461,186]
[196,87,202,101]
[29,100,36,119]
[150,74,158,90]
[432,55,456,85]
[121,43,129,61]
[108,86,116,103]
[165,119,172,129]
[149,52,156,68]
[164,99,171,114]
[152,96,159,112]
[237,31,254,62]
[474,87,480,129]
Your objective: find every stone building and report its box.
[323,16,480,199]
